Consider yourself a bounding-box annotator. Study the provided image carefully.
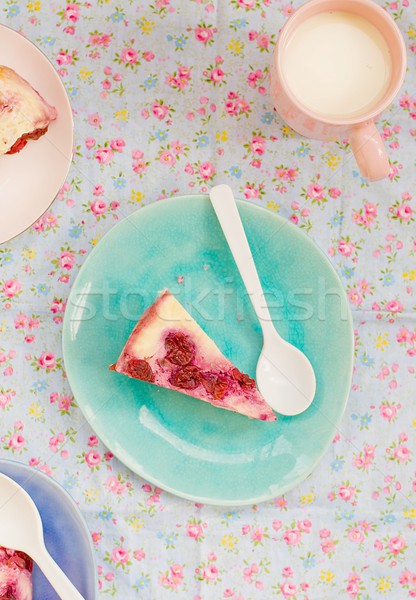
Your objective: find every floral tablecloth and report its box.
[1,0,416,598]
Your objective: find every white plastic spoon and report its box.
[0,473,85,600]
[209,184,316,416]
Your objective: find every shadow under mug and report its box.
[270,0,407,182]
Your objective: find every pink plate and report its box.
[0,25,73,244]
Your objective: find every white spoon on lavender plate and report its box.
[0,472,85,600]
[209,183,316,416]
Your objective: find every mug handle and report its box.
[349,121,390,182]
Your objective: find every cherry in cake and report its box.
[0,547,33,600]
[110,289,276,421]
[0,65,57,156]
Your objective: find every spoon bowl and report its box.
[256,327,316,416]
[209,184,316,416]
[0,472,85,600]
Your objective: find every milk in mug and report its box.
[281,11,392,119]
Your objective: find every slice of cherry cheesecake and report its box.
[0,65,57,156]
[0,547,33,600]
[110,289,276,421]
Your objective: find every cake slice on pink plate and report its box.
[0,65,57,156]
[110,289,276,422]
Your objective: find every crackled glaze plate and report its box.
[63,195,354,505]
[0,25,73,244]
[0,459,97,599]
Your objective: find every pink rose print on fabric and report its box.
[2,1,416,598]
[2,279,21,299]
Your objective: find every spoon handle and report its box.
[209,184,272,326]
[35,542,85,600]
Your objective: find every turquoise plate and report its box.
[63,195,354,505]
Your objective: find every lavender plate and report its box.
[0,459,97,599]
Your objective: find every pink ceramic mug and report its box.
[270,0,406,181]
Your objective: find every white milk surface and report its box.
[281,11,392,118]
